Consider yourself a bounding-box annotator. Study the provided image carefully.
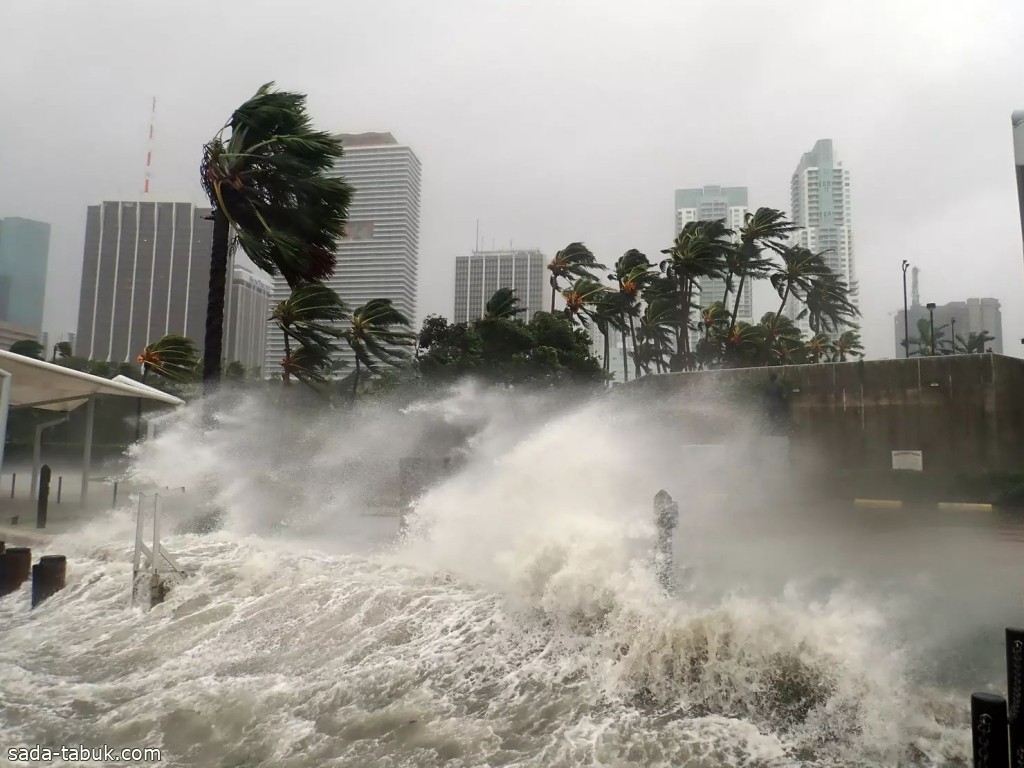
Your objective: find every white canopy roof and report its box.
[0,350,185,411]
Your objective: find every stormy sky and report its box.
[2,0,1022,358]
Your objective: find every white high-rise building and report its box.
[453,249,547,323]
[264,132,421,375]
[674,186,751,322]
[224,266,272,375]
[786,139,856,337]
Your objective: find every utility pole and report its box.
[901,260,911,358]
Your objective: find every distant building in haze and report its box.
[674,186,751,323]
[894,297,1003,356]
[786,139,856,338]
[265,132,422,375]
[76,200,213,362]
[1013,111,1024,264]
[225,266,272,375]
[0,217,50,334]
[453,249,547,323]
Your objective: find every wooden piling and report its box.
[0,546,32,597]
[972,691,1010,768]
[36,464,51,529]
[31,555,67,608]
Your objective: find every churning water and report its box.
[1,382,1020,767]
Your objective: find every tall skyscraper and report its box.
[224,266,272,375]
[787,139,856,337]
[1013,111,1024,263]
[454,249,547,323]
[674,186,751,322]
[76,200,213,362]
[0,217,50,332]
[265,132,422,374]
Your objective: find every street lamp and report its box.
[901,260,911,358]
[950,316,956,354]
[926,302,937,355]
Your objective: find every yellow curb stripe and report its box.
[853,499,904,509]
[937,502,994,512]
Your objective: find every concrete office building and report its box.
[0,217,50,333]
[454,249,546,323]
[76,200,213,362]
[265,132,422,374]
[224,266,272,375]
[894,297,1003,355]
[674,186,751,323]
[786,140,856,338]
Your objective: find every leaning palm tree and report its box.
[547,243,604,313]
[271,283,348,383]
[805,332,831,364]
[561,277,607,329]
[590,291,627,377]
[343,299,415,397]
[280,343,335,384]
[769,246,832,329]
[51,341,72,362]
[136,334,199,383]
[611,249,654,379]
[637,298,676,374]
[800,271,859,336]
[660,219,733,365]
[200,82,353,385]
[483,287,525,321]
[831,329,864,362]
[728,208,797,334]
[954,330,997,354]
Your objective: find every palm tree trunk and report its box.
[550,275,557,314]
[729,274,746,334]
[282,330,292,385]
[620,318,629,383]
[773,283,792,329]
[203,208,230,389]
[352,357,361,399]
[628,314,640,378]
[603,326,610,374]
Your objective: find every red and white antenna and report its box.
[143,96,156,195]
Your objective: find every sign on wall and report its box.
[892,450,923,471]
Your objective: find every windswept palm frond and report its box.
[137,335,198,382]
[484,287,524,320]
[547,242,605,312]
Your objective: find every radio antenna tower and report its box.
[143,97,156,195]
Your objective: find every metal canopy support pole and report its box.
[0,371,10,484]
[31,414,69,500]
[80,396,95,507]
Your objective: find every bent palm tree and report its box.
[484,287,525,320]
[730,208,797,334]
[769,246,831,329]
[831,330,864,362]
[136,335,199,383]
[271,283,348,383]
[561,277,607,329]
[281,343,335,384]
[344,299,415,397]
[611,249,654,379]
[547,243,604,313]
[200,82,352,384]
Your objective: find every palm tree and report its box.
[728,208,797,334]
[660,219,733,366]
[695,301,731,369]
[831,329,864,362]
[591,292,627,378]
[483,288,525,321]
[610,249,654,379]
[547,243,604,313]
[51,341,72,362]
[769,246,831,329]
[757,312,804,366]
[805,333,831,364]
[136,334,199,383]
[343,299,415,397]
[907,317,947,357]
[560,277,607,329]
[9,340,43,359]
[135,334,198,439]
[271,283,348,383]
[200,82,353,385]
[721,321,766,368]
[799,271,859,336]
[281,343,335,384]
[637,299,676,374]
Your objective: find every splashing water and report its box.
[1,381,1005,766]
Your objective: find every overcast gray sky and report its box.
[2,0,1022,358]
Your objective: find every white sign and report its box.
[892,450,923,471]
